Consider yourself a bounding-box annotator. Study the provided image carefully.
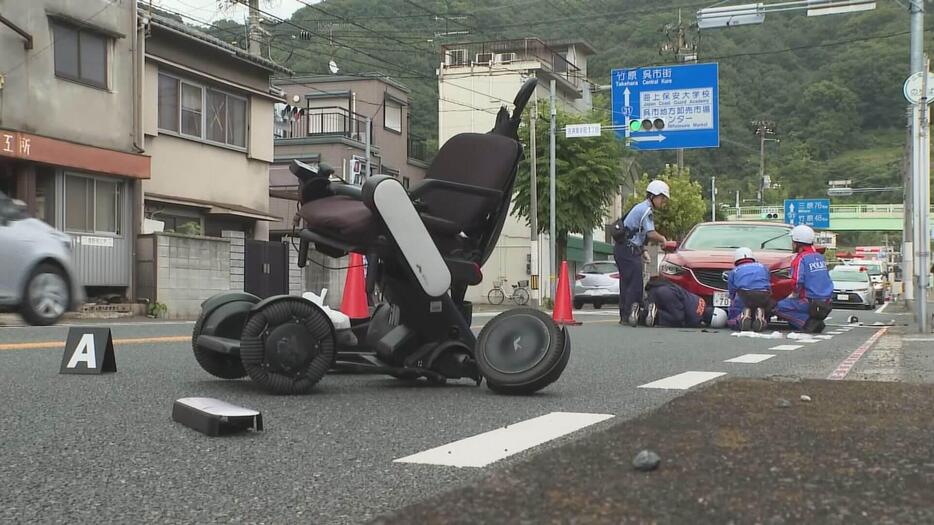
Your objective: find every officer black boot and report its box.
[752,307,767,332]
[627,303,641,327]
[802,317,823,334]
[644,302,657,327]
[739,308,753,332]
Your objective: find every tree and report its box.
[512,102,624,262]
[623,165,706,241]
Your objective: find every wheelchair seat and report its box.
[297,132,521,252]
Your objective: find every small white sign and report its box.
[903,71,934,105]
[82,236,114,247]
[565,123,602,138]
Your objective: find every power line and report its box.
[291,0,437,55]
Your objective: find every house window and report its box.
[52,21,108,88]
[157,72,248,148]
[402,176,410,189]
[64,174,122,235]
[384,97,402,133]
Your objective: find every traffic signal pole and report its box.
[909,1,927,332]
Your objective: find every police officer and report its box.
[774,225,834,333]
[612,180,670,326]
[727,247,772,332]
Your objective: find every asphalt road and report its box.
[0,304,915,524]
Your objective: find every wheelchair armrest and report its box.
[409,179,504,201]
[330,182,363,200]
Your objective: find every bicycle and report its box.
[487,279,531,306]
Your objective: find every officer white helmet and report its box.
[709,308,728,328]
[734,247,756,263]
[790,224,816,244]
[646,180,671,199]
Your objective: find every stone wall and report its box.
[223,230,245,291]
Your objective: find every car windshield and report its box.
[830,270,869,282]
[680,224,793,252]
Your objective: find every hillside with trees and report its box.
[202,0,931,215]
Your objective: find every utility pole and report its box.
[247,0,261,55]
[659,11,697,171]
[529,91,539,305]
[549,80,557,301]
[365,117,372,180]
[753,120,776,204]
[914,55,930,332]
[711,176,716,222]
[908,0,925,329]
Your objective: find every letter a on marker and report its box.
[67,334,96,369]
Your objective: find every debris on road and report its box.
[775,398,792,408]
[632,450,661,472]
[800,395,812,402]
[730,331,784,339]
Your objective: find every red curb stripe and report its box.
[827,327,888,380]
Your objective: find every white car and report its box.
[829,266,876,310]
[573,261,619,309]
[0,191,84,325]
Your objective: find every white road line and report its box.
[903,337,934,342]
[770,344,803,351]
[393,412,614,468]
[826,331,844,335]
[813,335,833,340]
[875,302,890,314]
[638,371,726,390]
[725,353,775,364]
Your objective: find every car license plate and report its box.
[713,292,731,307]
[837,293,849,301]
[587,289,601,296]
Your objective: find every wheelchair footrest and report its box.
[196,335,241,356]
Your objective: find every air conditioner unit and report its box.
[446,49,468,66]
[475,52,494,64]
[495,52,517,64]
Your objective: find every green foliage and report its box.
[174,222,202,236]
[511,102,624,255]
[624,166,706,240]
[147,302,168,319]
[196,0,917,206]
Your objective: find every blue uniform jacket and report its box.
[791,246,833,300]
[647,280,704,327]
[727,262,772,299]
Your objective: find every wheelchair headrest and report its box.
[489,78,538,141]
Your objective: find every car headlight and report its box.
[660,261,685,276]
[771,267,792,279]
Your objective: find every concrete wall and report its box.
[222,230,245,291]
[137,233,231,319]
[0,0,136,153]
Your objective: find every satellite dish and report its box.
[328,60,339,74]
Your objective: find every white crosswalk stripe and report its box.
[638,371,726,390]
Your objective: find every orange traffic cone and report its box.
[340,252,369,319]
[552,260,581,326]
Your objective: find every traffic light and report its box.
[629,118,666,132]
[762,208,780,220]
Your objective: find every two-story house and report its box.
[0,0,151,299]
[141,7,288,240]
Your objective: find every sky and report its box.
[150,0,304,26]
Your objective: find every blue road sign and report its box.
[611,63,719,151]
[784,199,830,229]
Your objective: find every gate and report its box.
[244,240,288,298]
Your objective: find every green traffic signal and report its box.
[629,120,641,132]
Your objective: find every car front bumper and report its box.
[831,289,874,307]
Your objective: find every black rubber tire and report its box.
[512,288,530,306]
[192,310,247,379]
[488,288,505,305]
[476,308,570,395]
[240,298,336,395]
[573,299,584,310]
[20,263,70,326]
[592,300,603,310]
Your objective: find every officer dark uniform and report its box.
[726,247,773,332]
[774,225,833,333]
[643,277,716,328]
[611,180,670,326]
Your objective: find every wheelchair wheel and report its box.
[512,287,530,306]
[192,292,258,379]
[488,288,505,305]
[475,308,570,395]
[240,297,336,395]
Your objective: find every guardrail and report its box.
[726,204,933,220]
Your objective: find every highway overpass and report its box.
[723,204,933,231]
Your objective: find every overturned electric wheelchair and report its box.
[191,79,571,395]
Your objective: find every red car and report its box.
[659,221,797,308]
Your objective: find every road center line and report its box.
[875,302,890,314]
[828,327,889,380]
[638,371,726,390]
[770,344,803,351]
[0,335,190,351]
[393,411,614,468]
[725,353,775,364]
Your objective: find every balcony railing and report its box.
[275,106,372,143]
[440,38,584,89]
